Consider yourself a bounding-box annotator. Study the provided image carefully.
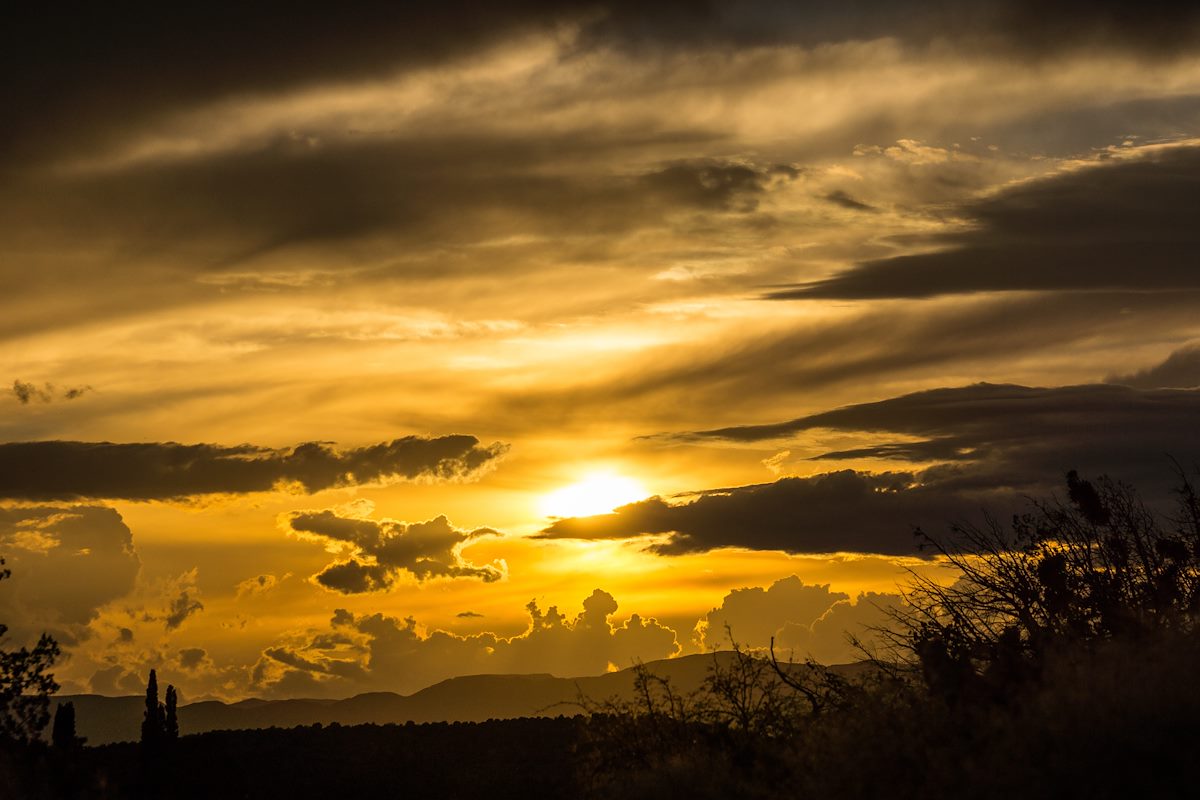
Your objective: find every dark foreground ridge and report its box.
[14,716,587,800]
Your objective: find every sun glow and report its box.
[540,473,648,519]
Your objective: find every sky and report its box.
[4,1,1200,701]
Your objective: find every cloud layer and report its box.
[544,382,1200,554]
[0,435,506,501]
[690,381,1200,490]
[770,145,1200,299]
[540,470,992,556]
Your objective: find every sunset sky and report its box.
[4,1,1200,702]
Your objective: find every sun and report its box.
[540,473,648,519]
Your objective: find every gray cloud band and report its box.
[546,381,1200,555]
[0,435,507,501]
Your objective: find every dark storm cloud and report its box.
[770,145,1200,300]
[1107,344,1200,389]
[285,511,506,593]
[538,469,992,556]
[0,435,507,501]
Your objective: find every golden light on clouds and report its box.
[5,2,1200,703]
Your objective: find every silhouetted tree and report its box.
[165,684,179,740]
[142,668,163,746]
[0,557,61,746]
[51,700,84,750]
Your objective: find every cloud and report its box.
[89,664,145,696]
[11,381,50,404]
[775,591,907,665]
[769,144,1200,300]
[687,381,1200,490]
[140,569,204,631]
[235,573,284,598]
[505,289,1200,432]
[546,381,1200,555]
[0,505,140,641]
[1107,343,1200,389]
[163,589,204,632]
[456,611,484,619]
[10,380,91,405]
[285,509,506,592]
[251,588,679,696]
[13,1,1195,169]
[542,381,1200,556]
[822,190,878,213]
[178,647,210,671]
[539,470,994,556]
[696,576,848,651]
[0,435,507,501]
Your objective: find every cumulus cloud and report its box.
[770,144,1200,300]
[251,589,679,696]
[0,505,140,641]
[696,576,848,651]
[0,435,507,501]
[775,591,907,665]
[285,508,506,592]
[89,664,145,696]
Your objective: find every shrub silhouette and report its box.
[896,469,1200,704]
[581,469,1200,799]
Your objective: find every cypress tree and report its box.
[164,685,179,740]
[141,669,162,745]
[51,701,78,750]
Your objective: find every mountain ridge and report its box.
[59,652,864,745]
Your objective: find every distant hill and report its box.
[59,653,867,745]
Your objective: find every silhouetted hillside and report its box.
[60,653,864,745]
